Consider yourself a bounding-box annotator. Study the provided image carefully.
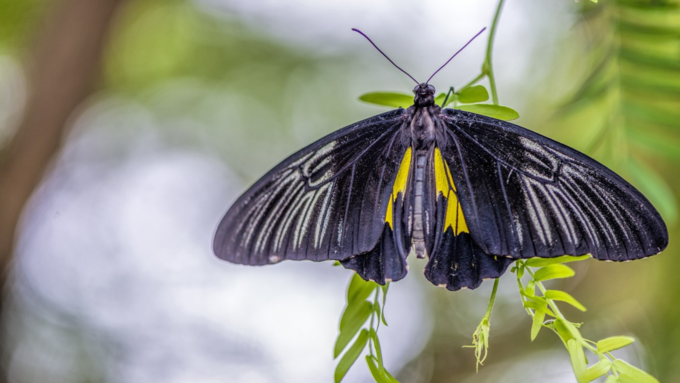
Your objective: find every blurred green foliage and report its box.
[553,0,680,225]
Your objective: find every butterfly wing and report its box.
[213,109,411,272]
[423,146,513,291]
[438,109,668,261]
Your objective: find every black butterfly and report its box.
[213,30,668,291]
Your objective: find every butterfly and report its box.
[213,29,668,291]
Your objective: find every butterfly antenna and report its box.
[352,28,419,85]
[426,27,487,84]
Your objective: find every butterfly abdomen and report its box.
[412,153,428,258]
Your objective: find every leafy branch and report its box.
[513,257,659,383]
[334,273,397,383]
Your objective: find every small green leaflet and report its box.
[612,360,660,383]
[544,290,587,312]
[597,336,635,353]
[456,104,519,121]
[457,85,490,103]
[359,92,413,108]
[532,264,575,282]
[358,90,519,121]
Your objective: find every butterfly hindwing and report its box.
[439,109,668,261]
[213,109,409,265]
[340,146,414,284]
[423,146,513,291]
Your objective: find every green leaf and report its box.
[612,359,660,383]
[554,318,575,344]
[455,104,520,121]
[531,310,546,341]
[523,300,555,317]
[366,356,391,383]
[628,127,680,163]
[567,339,588,383]
[544,290,587,312]
[369,328,383,366]
[525,280,536,297]
[533,264,575,282]
[335,329,369,383]
[383,368,400,383]
[458,85,490,103]
[359,92,413,108]
[627,159,678,225]
[605,375,618,383]
[524,255,590,268]
[347,274,377,304]
[581,359,612,382]
[339,299,372,332]
[380,283,390,326]
[335,301,372,358]
[597,336,635,353]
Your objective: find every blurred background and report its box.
[0,0,678,382]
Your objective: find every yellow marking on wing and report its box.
[393,147,411,196]
[385,147,412,229]
[433,148,449,196]
[385,198,394,228]
[435,147,468,235]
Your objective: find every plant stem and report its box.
[484,0,505,105]
[461,72,485,90]
[485,278,500,318]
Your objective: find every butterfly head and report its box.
[413,83,436,107]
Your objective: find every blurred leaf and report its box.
[380,283,389,326]
[557,318,584,342]
[339,299,372,331]
[369,328,383,366]
[628,126,680,163]
[525,255,590,268]
[612,360,660,383]
[359,92,413,108]
[335,329,369,383]
[458,85,490,103]
[582,359,612,382]
[627,159,678,225]
[544,290,587,312]
[531,310,546,341]
[533,264,575,282]
[567,339,588,383]
[383,368,400,383]
[525,280,535,297]
[348,273,377,303]
[597,336,635,353]
[523,300,555,317]
[555,318,575,344]
[335,301,371,358]
[366,356,392,383]
[605,375,619,383]
[456,104,520,121]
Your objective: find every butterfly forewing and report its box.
[213,109,410,265]
[439,109,668,261]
